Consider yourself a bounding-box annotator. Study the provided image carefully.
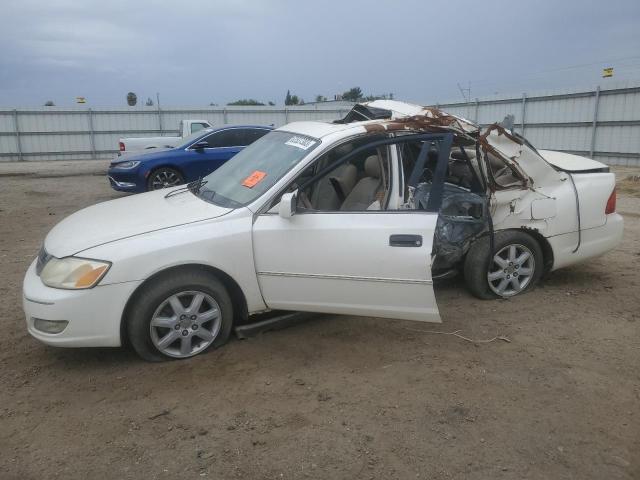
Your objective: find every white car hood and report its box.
[45,189,232,257]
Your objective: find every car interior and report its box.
[282,131,524,216]
[290,136,391,212]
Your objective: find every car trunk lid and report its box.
[538,150,610,173]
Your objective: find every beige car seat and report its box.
[312,144,358,210]
[340,155,382,211]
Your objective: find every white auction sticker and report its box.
[285,136,315,150]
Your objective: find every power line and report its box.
[465,54,640,89]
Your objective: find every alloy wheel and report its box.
[149,290,222,358]
[150,169,182,190]
[487,243,535,297]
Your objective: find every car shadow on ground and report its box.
[32,262,612,368]
[41,345,141,369]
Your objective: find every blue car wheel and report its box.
[147,167,184,191]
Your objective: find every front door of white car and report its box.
[251,210,440,322]
[251,132,456,323]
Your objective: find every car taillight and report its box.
[119,142,125,151]
[605,188,616,214]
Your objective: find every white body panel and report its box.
[23,260,141,347]
[539,150,609,172]
[80,208,268,314]
[252,212,440,322]
[547,213,623,270]
[45,188,231,257]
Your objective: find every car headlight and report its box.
[40,257,111,289]
[113,160,140,169]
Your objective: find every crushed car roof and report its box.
[276,100,479,140]
[336,100,479,136]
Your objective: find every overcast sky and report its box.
[1,0,640,107]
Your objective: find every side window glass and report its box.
[203,129,240,148]
[286,137,391,213]
[191,123,208,134]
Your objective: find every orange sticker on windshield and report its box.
[242,170,267,188]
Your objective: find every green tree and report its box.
[341,87,363,102]
[315,95,327,103]
[126,92,137,106]
[145,97,154,106]
[227,99,265,106]
[285,90,300,106]
[44,100,55,106]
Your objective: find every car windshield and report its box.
[176,128,214,149]
[196,130,319,208]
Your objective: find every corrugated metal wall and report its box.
[0,106,352,162]
[2,82,640,166]
[434,80,640,167]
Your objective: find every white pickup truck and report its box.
[118,119,212,154]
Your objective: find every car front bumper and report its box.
[108,175,138,191]
[107,168,147,193]
[23,259,142,348]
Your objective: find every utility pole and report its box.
[156,92,163,136]
[457,82,471,103]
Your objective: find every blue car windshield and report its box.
[196,131,319,208]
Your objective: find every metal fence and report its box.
[0,106,353,162]
[432,80,640,167]
[2,81,640,166]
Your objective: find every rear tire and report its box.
[464,230,543,299]
[147,167,184,191]
[126,270,233,361]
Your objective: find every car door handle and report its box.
[389,234,423,247]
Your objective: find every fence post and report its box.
[223,108,228,124]
[157,104,164,136]
[520,93,527,135]
[88,108,96,159]
[13,109,23,162]
[284,108,289,124]
[589,86,601,158]
[474,98,479,123]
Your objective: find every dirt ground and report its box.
[1,160,638,480]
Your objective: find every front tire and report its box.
[147,167,184,191]
[126,270,233,361]
[464,230,543,299]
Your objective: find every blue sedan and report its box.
[108,125,273,192]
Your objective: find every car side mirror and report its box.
[192,141,208,150]
[278,191,297,219]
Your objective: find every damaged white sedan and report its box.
[23,101,623,360]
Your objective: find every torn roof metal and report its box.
[339,100,562,189]
[340,100,479,136]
